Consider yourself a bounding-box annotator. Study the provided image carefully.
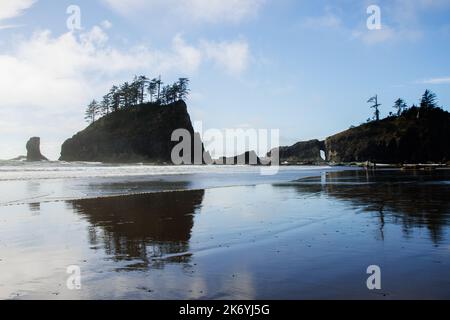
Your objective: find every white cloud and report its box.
[0,25,251,159]
[102,0,265,24]
[171,35,203,73]
[420,77,450,84]
[301,1,450,45]
[0,27,250,111]
[100,20,113,30]
[0,28,211,112]
[350,0,450,45]
[202,39,250,75]
[0,0,36,21]
[0,24,23,30]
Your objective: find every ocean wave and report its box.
[0,162,331,181]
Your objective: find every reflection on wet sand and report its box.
[86,179,192,197]
[2,169,450,299]
[67,190,205,270]
[276,170,450,243]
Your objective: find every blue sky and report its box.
[1,0,450,159]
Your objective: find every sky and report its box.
[1,0,450,160]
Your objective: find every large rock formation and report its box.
[60,100,201,163]
[26,137,48,161]
[268,139,326,164]
[273,107,450,165]
[325,107,450,163]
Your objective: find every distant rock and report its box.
[215,151,262,165]
[26,137,48,161]
[268,139,326,165]
[60,100,202,163]
[325,107,450,163]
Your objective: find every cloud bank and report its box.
[0,0,36,21]
[0,23,251,158]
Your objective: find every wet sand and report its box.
[1,169,450,299]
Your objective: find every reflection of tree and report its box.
[67,190,205,270]
[280,170,450,243]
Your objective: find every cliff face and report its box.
[268,139,326,164]
[325,107,450,163]
[60,101,197,163]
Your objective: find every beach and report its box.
[0,163,449,299]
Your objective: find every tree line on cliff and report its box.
[365,89,440,124]
[85,75,190,123]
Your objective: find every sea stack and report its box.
[26,137,48,161]
[60,100,202,163]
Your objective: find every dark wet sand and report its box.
[1,170,450,299]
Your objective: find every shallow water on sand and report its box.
[0,164,338,205]
[0,169,449,299]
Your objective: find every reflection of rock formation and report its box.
[277,170,450,243]
[68,190,205,269]
[87,180,192,197]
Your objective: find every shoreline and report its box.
[1,164,448,207]
[2,158,449,168]
[0,165,351,206]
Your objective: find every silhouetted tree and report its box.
[420,89,437,109]
[161,85,170,105]
[109,85,121,112]
[411,104,422,119]
[119,82,132,108]
[84,75,191,118]
[169,83,179,103]
[101,94,111,116]
[155,76,163,103]
[129,77,141,106]
[148,78,158,103]
[393,98,408,116]
[177,78,190,101]
[134,75,148,104]
[85,100,100,124]
[368,94,381,121]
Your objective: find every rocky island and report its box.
[60,100,198,163]
[273,91,450,165]
[60,76,203,163]
[325,106,450,164]
[13,137,49,162]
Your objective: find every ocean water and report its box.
[0,163,449,299]
[0,161,343,205]
[0,161,335,181]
